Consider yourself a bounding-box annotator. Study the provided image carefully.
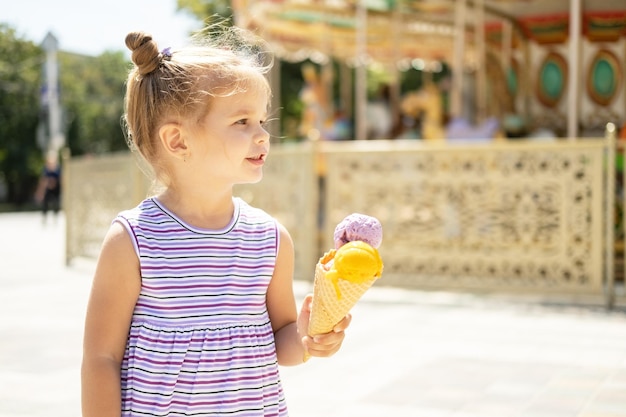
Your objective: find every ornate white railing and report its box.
[322,139,609,294]
[63,152,151,261]
[63,128,621,307]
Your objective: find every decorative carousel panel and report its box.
[519,14,569,44]
[587,49,621,106]
[536,51,567,108]
[244,0,459,64]
[584,11,626,42]
[322,140,605,293]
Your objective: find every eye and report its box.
[235,119,248,125]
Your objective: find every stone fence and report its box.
[63,127,622,307]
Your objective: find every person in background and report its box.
[35,150,61,224]
[81,23,351,417]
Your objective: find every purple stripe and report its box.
[135,300,266,311]
[139,226,274,235]
[139,242,276,250]
[124,368,279,386]
[119,198,287,415]
[141,282,265,291]
[142,263,275,271]
[132,331,274,345]
[126,391,280,409]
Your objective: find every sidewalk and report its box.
[1,211,625,417]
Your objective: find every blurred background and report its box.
[2,2,626,416]
[2,0,626,300]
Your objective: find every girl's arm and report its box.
[267,223,351,366]
[81,221,141,417]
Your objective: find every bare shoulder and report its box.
[98,221,137,264]
[93,220,140,292]
[276,221,294,250]
[83,219,141,364]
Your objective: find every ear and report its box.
[159,122,188,161]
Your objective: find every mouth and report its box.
[246,153,267,165]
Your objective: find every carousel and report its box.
[230,0,626,307]
[232,0,626,141]
[63,0,626,308]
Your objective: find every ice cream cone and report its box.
[307,262,377,336]
[307,242,383,336]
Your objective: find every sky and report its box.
[2,0,202,56]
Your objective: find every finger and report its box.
[298,294,313,338]
[332,313,352,332]
[304,334,341,350]
[301,294,313,313]
[301,336,312,362]
[306,341,343,357]
[311,331,346,350]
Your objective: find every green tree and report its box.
[177,0,234,23]
[0,24,44,208]
[59,50,128,155]
[0,24,131,209]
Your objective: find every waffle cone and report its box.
[307,261,378,336]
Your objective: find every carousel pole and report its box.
[341,63,353,118]
[522,34,531,128]
[355,0,368,140]
[389,2,402,136]
[450,0,467,119]
[501,19,515,118]
[354,0,367,140]
[605,122,616,310]
[501,19,514,117]
[322,14,335,127]
[474,0,486,123]
[567,0,582,140]
[501,20,512,75]
[474,0,487,122]
[231,0,246,27]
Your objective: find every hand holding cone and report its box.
[307,240,383,337]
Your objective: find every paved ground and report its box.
[1,211,626,417]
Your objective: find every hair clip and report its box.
[161,47,172,60]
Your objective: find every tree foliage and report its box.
[59,50,128,155]
[0,24,44,207]
[177,0,235,24]
[0,24,130,209]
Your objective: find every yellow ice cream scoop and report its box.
[326,241,383,299]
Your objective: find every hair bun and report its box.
[125,32,161,76]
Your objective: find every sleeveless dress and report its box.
[115,197,289,417]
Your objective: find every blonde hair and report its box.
[123,23,273,185]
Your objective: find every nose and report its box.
[255,124,270,144]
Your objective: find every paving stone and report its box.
[1,212,626,417]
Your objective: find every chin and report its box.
[237,173,263,185]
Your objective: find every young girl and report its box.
[81,26,351,417]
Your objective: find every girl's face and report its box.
[186,81,270,187]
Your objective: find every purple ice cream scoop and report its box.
[333,213,383,249]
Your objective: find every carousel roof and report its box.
[235,0,626,65]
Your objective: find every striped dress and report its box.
[115,197,288,417]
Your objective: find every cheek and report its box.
[196,132,228,162]
[223,134,250,161]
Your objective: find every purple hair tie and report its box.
[161,47,172,60]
